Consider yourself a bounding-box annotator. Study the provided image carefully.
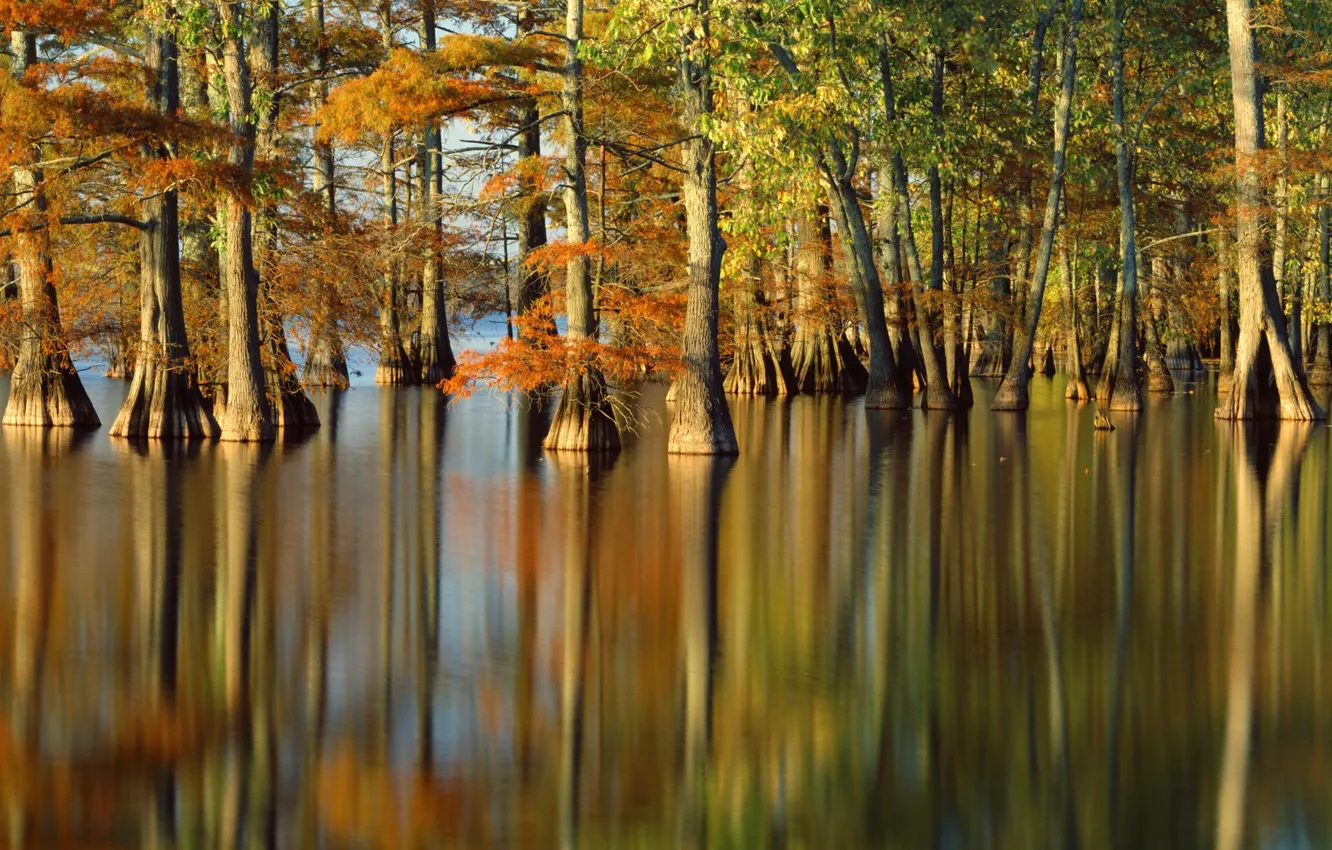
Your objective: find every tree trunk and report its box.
[880,56,953,408]
[111,23,219,438]
[1061,225,1090,399]
[416,0,455,384]
[931,51,971,408]
[972,218,1013,376]
[724,161,792,396]
[302,0,350,389]
[1095,0,1143,412]
[820,155,906,408]
[875,170,920,400]
[373,131,414,385]
[993,0,1082,411]
[1217,226,1237,391]
[512,0,550,325]
[1142,257,1174,392]
[1215,0,1321,420]
[215,2,274,441]
[2,32,100,428]
[545,0,619,451]
[1309,153,1332,385]
[789,207,866,394]
[668,0,737,454]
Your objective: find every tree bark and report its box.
[512,0,550,325]
[789,207,865,394]
[880,43,953,409]
[931,50,971,407]
[1309,146,1332,385]
[724,159,793,396]
[875,170,921,400]
[1215,0,1322,420]
[302,0,350,389]
[993,0,1082,411]
[1061,224,1090,399]
[1142,257,1174,392]
[111,20,220,438]
[2,31,100,428]
[545,0,619,451]
[248,0,319,428]
[215,1,274,441]
[1095,0,1143,412]
[668,0,738,453]
[416,0,455,384]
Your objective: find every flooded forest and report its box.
[3,0,1332,845]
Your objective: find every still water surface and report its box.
[1,369,1330,849]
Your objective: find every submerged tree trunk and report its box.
[2,32,100,428]
[416,0,455,384]
[1096,0,1143,412]
[993,0,1082,411]
[1061,226,1090,399]
[1215,0,1321,420]
[545,0,619,452]
[669,0,737,453]
[1143,258,1175,393]
[876,171,920,401]
[973,218,1013,376]
[215,2,273,441]
[880,46,952,409]
[789,207,865,394]
[251,0,319,429]
[1309,118,1332,386]
[1217,226,1237,391]
[302,0,349,389]
[111,21,219,438]
[931,51,971,408]
[724,170,792,395]
[820,156,906,409]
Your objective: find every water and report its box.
[1,369,1330,849]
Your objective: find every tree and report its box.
[1214,0,1321,420]
[1095,0,1142,412]
[992,0,1082,411]
[666,0,738,453]
[2,31,99,428]
[109,11,220,438]
[542,0,620,451]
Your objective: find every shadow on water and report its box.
[2,380,1332,847]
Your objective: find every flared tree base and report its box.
[104,351,133,380]
[375,347,416,386]
[418,332,456,386]
[1096,366,1143,412]
[864,381,911,409]
[724,337,793,396]
[543,369,620,452]
[667,370,738,455]
[1215,340,1323,421]
[218,406,275,442]
[790,326,867,394]
[302,346,349,390]
[990,373,1031,412]
[1040,346,1056,377]
[3,350,100,427]
[970,338,1011,378]
[267,368,320,431]
[109,359,219,439]
[1147,359,1174,393]
[1307,360,1332,388]
[1065,376,1091,401]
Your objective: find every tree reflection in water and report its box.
[0,381,1330,847]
